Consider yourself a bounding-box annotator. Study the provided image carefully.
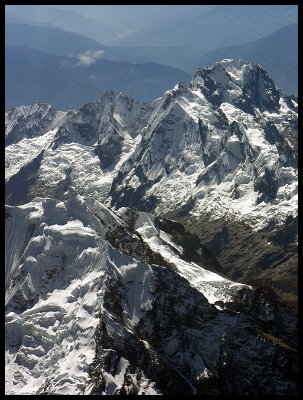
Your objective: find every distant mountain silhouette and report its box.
[5,46,191,110]
[5,23,110,57]
[6,5,118,42]
[110,5,297,53]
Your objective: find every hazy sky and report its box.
[46,5,297,28]
[46,5,216,31]
[6,5,297,49]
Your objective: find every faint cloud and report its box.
[103,30,134,44]
[76,50,105,67]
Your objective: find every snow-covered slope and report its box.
[5,92,154,205]
[5,101,69,147]
[5,59,298,394]
[5,196,297,394]
[106,59,297,298]
[5,60,297,292]
[110,59,297,232]
[5,60,297,233]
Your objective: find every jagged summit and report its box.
[5,59,297,229]
[193,58,266,83]
[190,58,294,114]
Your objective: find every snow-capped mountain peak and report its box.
[5,59,298,394]
[190,58,296,115]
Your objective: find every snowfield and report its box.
[5,196,250,394]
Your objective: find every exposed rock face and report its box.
[5,59,297,394]
[91,265,297,395]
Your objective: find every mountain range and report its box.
[5,5,119,43]
[5,14,298,100]
[5,59,298,394]
[5,46,191,110]
[109,5,297,51]
[6,21,202,72]
[8,5,297,48]
[5,23,111,57]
